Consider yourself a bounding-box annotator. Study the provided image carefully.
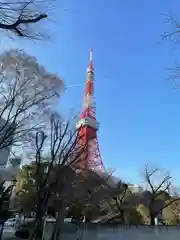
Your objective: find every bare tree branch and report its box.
[0,0,52,39]
[28,114,88,239]
[0,49,63,158]
[142,166,180,225]
[162,13,180,43]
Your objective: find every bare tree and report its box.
[28,114,88,240]
[162,13,180,44]
[106,182,129,223]
[94,180,139,224]
[0,0,54,39]
[161,13,180,90]
[0,49,63,157]
[142,166,180,225]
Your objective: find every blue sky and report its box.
[2,0,180,185]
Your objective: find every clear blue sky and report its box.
[2,0,180,185]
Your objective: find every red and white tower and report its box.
[76,48,105,173]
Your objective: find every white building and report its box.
[128,184,144,193]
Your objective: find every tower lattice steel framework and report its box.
[76,48,105,173]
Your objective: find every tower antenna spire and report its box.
[89,48,93,70]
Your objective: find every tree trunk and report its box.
[150,213,155,226]
[0,223,4,240]
[29,205,44,240]
[51,200,65,240]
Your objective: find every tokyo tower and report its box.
[76,48,105,173]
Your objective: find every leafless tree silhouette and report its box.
[0,49,63,156]
[162,13,180,44]
[28,114,88,240]
[142,166,180,225]
[0,0,54,39]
